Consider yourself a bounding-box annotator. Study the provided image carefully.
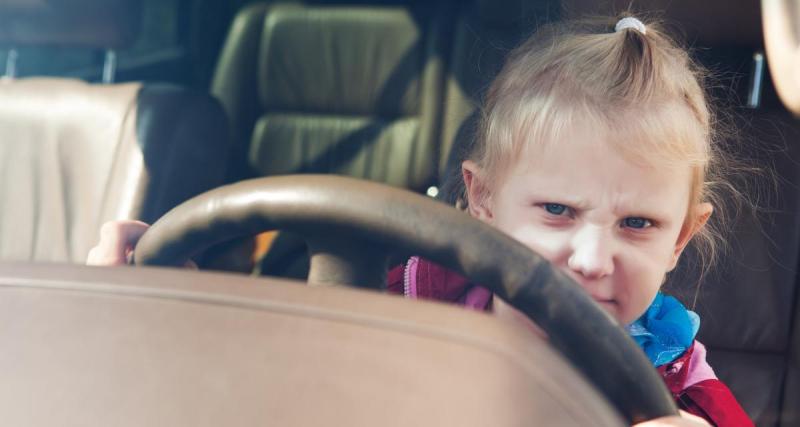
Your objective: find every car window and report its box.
[0,0,181,82]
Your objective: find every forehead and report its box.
[494,96,709,179]
[503,124,694,211]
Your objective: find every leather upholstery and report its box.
[0,262,625,426]
[211,3,269,181]
[250,115,423,188]
[0,79,228,263]
[258,7,421,117]
[212,3,446,191]
[211,2,449,275]
[0,79,141,262]
[0,0,230,265]
[0,0,141,48]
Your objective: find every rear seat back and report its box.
[210,1,450,276]
[212,2,449,192]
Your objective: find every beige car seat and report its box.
[0,0,229,263]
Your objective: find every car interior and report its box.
[0,0,798,425]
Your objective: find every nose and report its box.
[567,226,615,280]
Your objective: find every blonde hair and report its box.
[461,16,734,277]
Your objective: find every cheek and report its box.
[618,263,663,323]
[493,220,570,265]
[616,242,679,323]
[488,203,570,265]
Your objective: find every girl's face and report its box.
[463,127,711,324]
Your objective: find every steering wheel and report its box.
[134,175,678,424]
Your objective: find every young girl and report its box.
[385,15,751,427]
[88,15,751,427]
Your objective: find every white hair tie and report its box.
[615,17,647,35]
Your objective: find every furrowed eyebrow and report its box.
[613,207,669,225]
[528,194,591,210]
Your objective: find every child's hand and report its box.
[86,220,151,266]
[634,411,711,426]
[87,220,198,268]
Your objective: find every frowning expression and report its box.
[464,128,707,324]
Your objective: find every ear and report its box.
[668,202,713,271]
[462,160,494,222]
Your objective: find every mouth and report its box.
[591,297,617,311]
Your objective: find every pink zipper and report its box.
[403,256,419,298]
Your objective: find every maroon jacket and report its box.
[388,257,753,427]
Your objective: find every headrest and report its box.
[0,0,142,49]
[562,0,762,48]
[258,4,424,117]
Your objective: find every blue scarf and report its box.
[627,292,700,367]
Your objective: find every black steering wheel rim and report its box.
[134,175,678,424]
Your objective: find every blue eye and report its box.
[623,217,651,229]
[544,203,568,215]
